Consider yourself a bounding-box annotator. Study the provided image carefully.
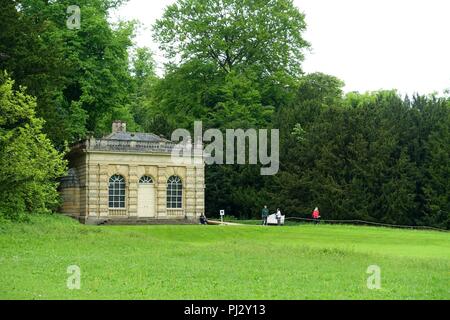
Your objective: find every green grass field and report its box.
[0,214,449,300]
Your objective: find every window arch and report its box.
[139,175,154,184]
[109,175,125,208]
[167,176,182,209]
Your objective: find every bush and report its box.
[0,73,67,220]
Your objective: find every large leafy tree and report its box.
[0,0,136,147]
[0,74,67,219]
[147,0,309,134]
[154,0,310,77]
[0,0,84,147]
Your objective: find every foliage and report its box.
[0,74,67,219]
[153,0,309,77]
[273,89,449,228]
[0,0,136,147]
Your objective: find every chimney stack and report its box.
[112,120,126,133]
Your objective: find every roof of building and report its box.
[102,131,170,143]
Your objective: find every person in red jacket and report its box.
[312,207,320,224]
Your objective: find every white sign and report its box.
[220,210,225,216]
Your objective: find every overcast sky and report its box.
[111,0,450,95]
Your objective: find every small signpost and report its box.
[220,210,225,224]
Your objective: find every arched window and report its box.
[167,176,182,209]
[139,175,154,184]
[109,175,125,208]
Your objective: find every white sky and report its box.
[111,0,450,95]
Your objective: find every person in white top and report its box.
[276,208,282,226]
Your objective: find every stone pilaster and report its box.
[156,166,167,218]
[128,165,138,217]
[87,164,100,217]
[99,164,109,217]
[195,165,205,216]
[185,167,196,218]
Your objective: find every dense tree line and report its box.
[273,79,449,228]
[0,0,448,228]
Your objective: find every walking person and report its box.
[261,205,269,226]
[276,208,282,226]
[312,207,320,225]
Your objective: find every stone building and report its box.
[59,121,205,224]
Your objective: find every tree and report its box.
[416,96,450,228]
[272,86,450,228]
[154,0,310,77]
[0,0,136,147]
[129,47,160,133]
[0,0,87,147]
[0,74,67,220]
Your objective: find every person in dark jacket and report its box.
[199,214,208,225]
[261,205,269,225]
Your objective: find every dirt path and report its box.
[207,220,245,226]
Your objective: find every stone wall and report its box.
[59,187,80,217]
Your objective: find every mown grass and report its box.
[0,214,448,300]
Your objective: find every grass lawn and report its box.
[0,214,449,300]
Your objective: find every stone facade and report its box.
[59,121,205,225]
